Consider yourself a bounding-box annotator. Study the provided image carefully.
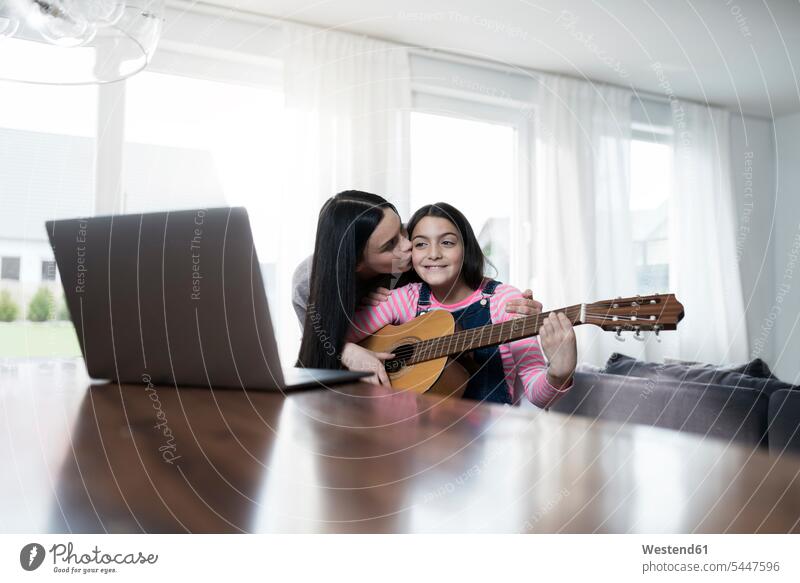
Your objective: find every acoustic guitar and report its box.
[358,293,685,398]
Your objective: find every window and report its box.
[122,70,299,362]
[410,112,516,283]
[0,80,94,357]
[41,260,56,282]
[1,257,20,281]
[630,135,673,294]
[125,72,272,213]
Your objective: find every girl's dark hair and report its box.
[297,190,398,369]
[405,202,489,291]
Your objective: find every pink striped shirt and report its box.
[346,280,572,408]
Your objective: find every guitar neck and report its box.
[407,304,585,365]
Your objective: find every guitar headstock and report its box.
[583,294,684,335]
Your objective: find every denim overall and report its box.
[416,280,512,405]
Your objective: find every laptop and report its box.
[46,207,369,390]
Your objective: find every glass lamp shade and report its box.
[0,0,164,84]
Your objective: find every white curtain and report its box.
[533,74,636,366]
[274,24,411,360]
[282,23,411,218]
[532,75,748,367]
[669,102,749,363]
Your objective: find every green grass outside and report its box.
[0,322,82,358]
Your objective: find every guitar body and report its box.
[358,309,470,398]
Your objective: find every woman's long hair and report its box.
[405,202,490,290]
[297,190,398,369]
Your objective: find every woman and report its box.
[294,190,542,385]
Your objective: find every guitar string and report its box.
[412,305,579,353]
[397,305,585,364]
[383,295,679,361]
[388,308,677,365]
[382,296,677,362]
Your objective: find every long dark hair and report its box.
[405,202,489,291]
[297,190,399,369]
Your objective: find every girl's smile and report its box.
[411,216,474,304]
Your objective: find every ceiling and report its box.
[199,0,800,118]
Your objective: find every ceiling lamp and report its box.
[0,0,164,84]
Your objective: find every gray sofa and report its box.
[552,370,798,453]
[768,390,800,456]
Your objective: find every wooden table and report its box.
[1,358,799,533]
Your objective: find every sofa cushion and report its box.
[604,353,797,397]
[768,389,800,456]
[664,357,776,379]
[552,371,769,447]
[728,358,776,379]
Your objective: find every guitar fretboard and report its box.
[404,304,584,365]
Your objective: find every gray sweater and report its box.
[292,255,402,332]
[291,255,313,330]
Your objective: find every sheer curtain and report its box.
[276,24,411,358]
[533,74,636,366]
[282,23,411,219]
[669,102,749,364]
[532,75,748,366]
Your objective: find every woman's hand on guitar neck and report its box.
[341,342,395,386]
[539,312,578,389]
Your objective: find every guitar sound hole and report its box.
[385,360,402,373]
[384,343,415,372]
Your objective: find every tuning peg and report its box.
[633,327,645,341]
[614,326,625,342]
[653,325,662,343]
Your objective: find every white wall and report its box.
[729,113,800,384]
[729,115,777,367]
[773,112,800,383]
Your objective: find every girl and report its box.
[295,191,544,385]
[346,202,577,408]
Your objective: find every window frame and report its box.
[41,260,57,282]
[630,117,674,295]
[411,89,533,290]
[93,6,283,215]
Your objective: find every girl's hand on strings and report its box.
[341,342,395,387]
[539,312,577,389]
